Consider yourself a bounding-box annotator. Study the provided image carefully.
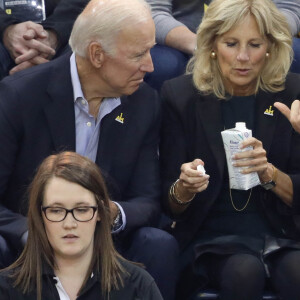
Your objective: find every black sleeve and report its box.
[159,81,190,216]
[41,0,89,51]
[0,81,28,249]
[117,87,162,235]
[0,8,19,42]
[0,274,14,300]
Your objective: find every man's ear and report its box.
[88,42,105,68]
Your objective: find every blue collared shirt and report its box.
[70,53,121,161]
[70,53,126,233]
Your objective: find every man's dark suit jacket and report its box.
[160,73,300,250]
[0,53,161,250]
[0,0,89,52]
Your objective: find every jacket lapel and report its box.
[44,54,76,152]
[255,90,279,155]
[195,95,226,177]
[95,96,129,172]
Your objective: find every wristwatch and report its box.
[261,180,276,190]
[261,164,278,190]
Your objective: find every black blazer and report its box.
[0,0,88,51]
[160,73,300,250]
[0,53,161,249]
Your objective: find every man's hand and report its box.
[3,22,56,59]
[10,29,58,74]
[274,100,300,134]
[3,22,57,74]
[15,29,58,63]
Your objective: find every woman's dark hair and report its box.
[3,151,125,299]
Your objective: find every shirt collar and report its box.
[70,53,121,114]
[70,53,85,103]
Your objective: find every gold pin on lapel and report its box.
[264,105,274,116]
[115,113,124,124]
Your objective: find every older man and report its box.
[0,0,178,299]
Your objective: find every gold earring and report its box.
[266,52,270,58]
[210,51,216,59]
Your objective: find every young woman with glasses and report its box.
[0,152,162,300]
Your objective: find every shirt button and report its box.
[81,99,86,105]
[87,122,92,127]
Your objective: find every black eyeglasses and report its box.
[41,206,98,222]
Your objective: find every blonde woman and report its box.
[160,0,300,299]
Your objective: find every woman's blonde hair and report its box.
[2,152,126,300]
[187,0,293,99]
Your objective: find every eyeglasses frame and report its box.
[41,206,98,222]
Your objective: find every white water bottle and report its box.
[221,122,260,190]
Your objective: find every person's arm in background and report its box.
[12,0,89,73]
[0,82,28,251]
[274,0,300,36]
[0,7,55,73]
[0,8,19,41]
[146,0,196,55]
[1,0,88,74]
[0,204,27,249]
[41,0,89,53]
[274,100,300,133]
[2,21,56,74]
[115,89,162,236]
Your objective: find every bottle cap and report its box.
[235,122,246,130]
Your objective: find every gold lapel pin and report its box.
[115,113,124,124]
[264,105,274,116]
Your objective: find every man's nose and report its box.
[140,51,154,73]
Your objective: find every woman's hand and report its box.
[176,158,210,201]
[232,137,272,182]
[274,100,300,134]
[232,137,293,206]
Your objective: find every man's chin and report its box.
[124,82,142,95]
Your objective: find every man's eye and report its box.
[135,51,147,59]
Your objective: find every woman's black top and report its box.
[200,95,273,238]
[194,95,288,264]
[0,259,163,300]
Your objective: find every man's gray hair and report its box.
[69,0,152,57]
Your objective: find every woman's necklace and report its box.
[223,124,252,212]
[229,186,252,211]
